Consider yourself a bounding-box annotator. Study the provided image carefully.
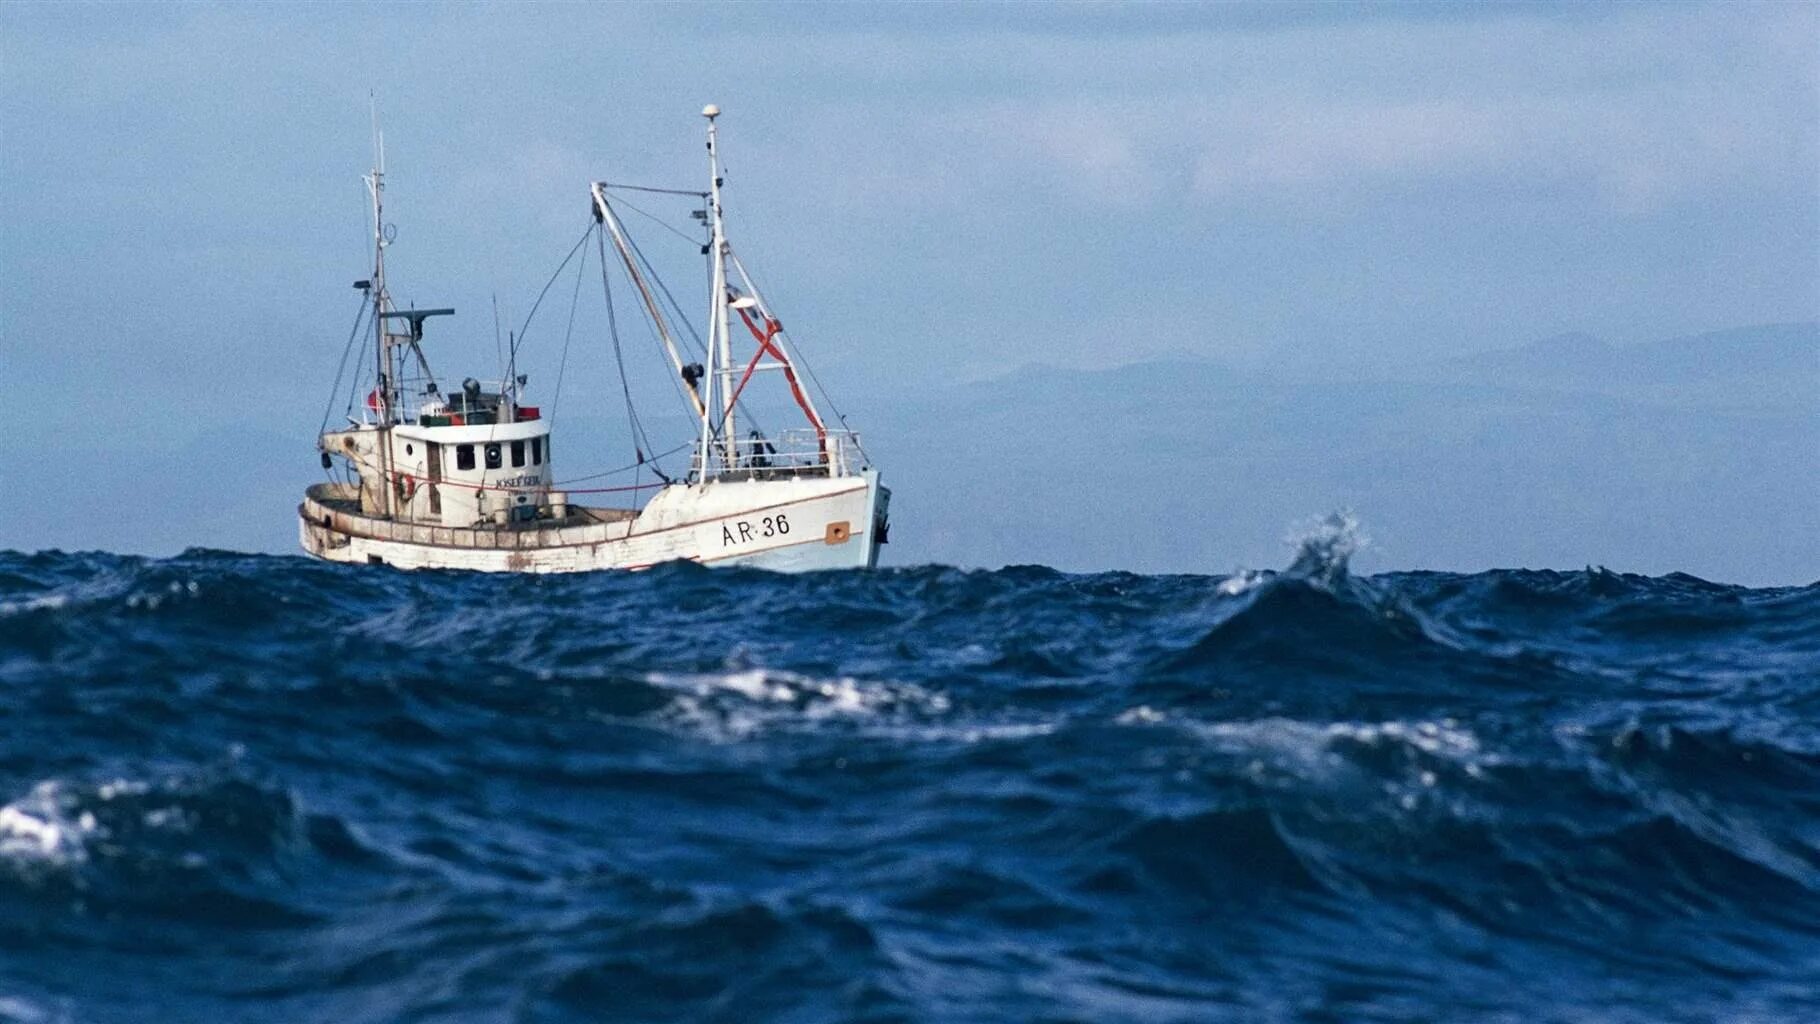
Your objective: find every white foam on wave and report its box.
[1116,705,1168,725]
[125,579,201,611]
[0,774,204,873]
[0,574,202,619]
[1284,509,1368,583]
[1216,570,1267,597]
[859,720,1061,745]
[645,669,1059,745]
[1207,510,1368,599]
[1117,710,1490,781]
[645,668,954,741]
[0,781,97,867]
[0,594,69,618]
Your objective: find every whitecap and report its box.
[1216,570,1267,597]
[0,594,69,618]
[0,781,97,867]
[644,668,953,741]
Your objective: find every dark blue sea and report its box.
[2,526,1817,1023]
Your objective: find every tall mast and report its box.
[703,103,737,473]
[365,107,396,517]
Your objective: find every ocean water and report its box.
[1,525,1817,1023]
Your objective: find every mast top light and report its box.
[702,104,720,119]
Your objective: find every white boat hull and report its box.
[299,470,888,573]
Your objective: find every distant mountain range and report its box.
[1429,321,1816,409]
[860,321,1816,583]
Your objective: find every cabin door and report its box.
[426,443,443,517]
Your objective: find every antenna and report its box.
[370,91,386,175]
[493,292,506,381]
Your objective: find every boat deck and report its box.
[303,483,638,551]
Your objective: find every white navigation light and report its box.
[702,104,720,119]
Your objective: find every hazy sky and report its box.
[2,2,1815,571]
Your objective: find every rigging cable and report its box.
[624,217,707,355]
[728,253,866,462]
[546,226,589,433]
[606,202,784,463]
[594,223,662,474]
[320,292,373,435]
[618,213,777,446]
[343,308,375,423]
[603,192,706,249]
[552,441,691,486]
[599,182,709,199]
[600,201,706,435]
[509,224,593,368]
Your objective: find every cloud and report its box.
[754,6,1818,218]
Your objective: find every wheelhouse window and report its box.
[456,444,475,471]
[485,443,503,469]
[511,440,526,468]
[531,438,542,465]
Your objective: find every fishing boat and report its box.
[300,106,890,572]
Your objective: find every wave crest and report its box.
[0,765,374,924]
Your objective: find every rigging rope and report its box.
[343,310,374,423]
[547,228,589,432]
[624,219,707,355]
[596,197,701,428]
[320,293,373,435]
[509,224,593,367]
[552,441,691,486]
[598,182,709,199]
[599,200,787,465]
[595,224,660,468]
[606,192,706,249]
[728,254,867,462]
[615,212,778,447]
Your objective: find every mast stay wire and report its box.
[551,440,690,486]
[598,212,699,429]
[343,308,376,424]
[606,203,774,448]
[727,252,866,461]
[321,292,373,435]
[547,227,590,433]
[594,199,785,468]
[613,209,777,446]
[618,203,709,356]
[598,182,709,200]
[605,191,707,250]
[593,224,662,471]
[509,224,594,370]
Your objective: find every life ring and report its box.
[398,473,416,499]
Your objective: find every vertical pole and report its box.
[368,110,396,519]
[704,104,737,473]
[697,149,718,479]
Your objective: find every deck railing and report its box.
[690,429,864,480]
[353,378,524,426]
